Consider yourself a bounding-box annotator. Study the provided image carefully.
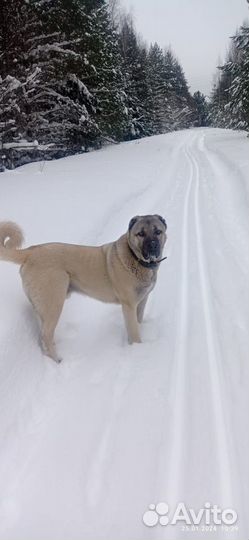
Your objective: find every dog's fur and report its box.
[0,216,167,362]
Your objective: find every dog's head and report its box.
[127,214,167,263]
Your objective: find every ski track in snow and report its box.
[161,134,194,509]
[0,129,248,540]
[186,137,234,502]
[154,131,247,540]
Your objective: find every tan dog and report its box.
[0,216,167,362]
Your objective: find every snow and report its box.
[3,140,41,150]
[0,128,248,540]
[29,44,81,59]
[68,74,93,101]
[3,76,22,92]
[1,68,41,95]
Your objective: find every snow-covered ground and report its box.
[0,128,248,540]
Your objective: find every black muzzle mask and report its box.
[142,238,160,260]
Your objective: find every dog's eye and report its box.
[155,230,162,235]
[137,231,145,237]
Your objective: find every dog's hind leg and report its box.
[22,269,70,362]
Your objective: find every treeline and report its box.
[209,8,249,130]
[0,0,199,170]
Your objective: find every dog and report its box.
[0,215,167,362]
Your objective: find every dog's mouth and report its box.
[142,254,161,264]
[142,241,161,262]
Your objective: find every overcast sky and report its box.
[121,0,249,96]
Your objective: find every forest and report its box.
[0,0,248,170]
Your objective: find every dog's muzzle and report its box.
[142,238,160,260]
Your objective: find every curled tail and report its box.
[0,221,28,264]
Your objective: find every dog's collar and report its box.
[128,245,167,269]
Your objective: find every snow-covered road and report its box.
[0,129,248,540]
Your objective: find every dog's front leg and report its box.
[122,304,141,344]
[137,294,149,323]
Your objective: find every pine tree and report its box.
[228,24,249,129]
[209,19,249,131]
[163,50,195,130]
[193,91,209,127]
[26,0,100,150]
[82,1,129,141]
[147,43,169,133]
[0,0,100,168]
[119,15,153,139]
[0,0,41,168]
[147,45,195,133]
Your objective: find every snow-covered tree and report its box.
[82,1,129,141]
[163,50,195,130]
[0,0,100,168]
[147,44,194,133]
[193,91,209,127]
[119,15,153,138]
[1,0,198,170]
[147,43,170,133]
[209,17,249,131]
[228,24,249,129]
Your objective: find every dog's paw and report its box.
[54,356,62,364]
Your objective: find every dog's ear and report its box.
[128,216,139,231]
[155,215,167,229]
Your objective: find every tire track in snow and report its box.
[185,136,234,507]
